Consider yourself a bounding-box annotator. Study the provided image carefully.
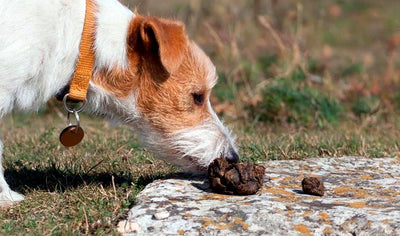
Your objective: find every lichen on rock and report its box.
[121,157,400,235]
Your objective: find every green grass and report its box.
[1,109,400,234]
[238,120,400,162]
[246,71,342,125]
[1,0,400,234]
[0,113,173,234]
[2,110,400,234]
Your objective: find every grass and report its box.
[1,0,400,234]
[246,70,343,125]
[1,111,399,234]
[0,112,173,234]
[237,119,400,162]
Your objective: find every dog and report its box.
[0,0,238,207]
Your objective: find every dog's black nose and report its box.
[225,149,239,163]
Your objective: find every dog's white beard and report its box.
[137,118,237,172]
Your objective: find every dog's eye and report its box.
[192,93,204,106]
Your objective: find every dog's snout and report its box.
[225,149,239,163]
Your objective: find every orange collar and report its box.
[68,0,97,102]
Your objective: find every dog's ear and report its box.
[128,15,187,75]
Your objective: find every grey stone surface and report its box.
[119,157,400,235]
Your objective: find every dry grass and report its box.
[0,111,173,234]
[1,0,400,234]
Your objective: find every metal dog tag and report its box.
[59,125,84,147]
[60,94,86,147]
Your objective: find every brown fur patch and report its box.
[92,67,137,98]
[93,15,215,133]
[136,43,213,133]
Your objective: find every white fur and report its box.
[0,0,83,114]
[168,114,237,169]
[0,0,135,207]
[94,0,133,69]
[0,0,133,116]
[0,0,238,207]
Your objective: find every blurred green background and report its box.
[124,0,400,127]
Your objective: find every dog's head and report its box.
[93,15,238,171]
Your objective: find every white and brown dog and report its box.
[0,0,238,206]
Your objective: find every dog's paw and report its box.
[0,189,25,208]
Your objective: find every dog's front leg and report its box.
[0,139,24,207]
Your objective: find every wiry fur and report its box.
[168,115,237,169]
[0,0,238,207]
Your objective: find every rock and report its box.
[117,220,141,234]
[120,157,400,235]
[153,210,170,220]
[208,159,265,195]
[302,177,324,196]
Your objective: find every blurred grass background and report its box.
[0,0,399,234]
[123,0,400,127]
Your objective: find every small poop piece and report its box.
[302,177,324,196]
[208,159,265,195]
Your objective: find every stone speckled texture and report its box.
[120,157,400,235]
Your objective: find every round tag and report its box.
[59,125,84,147]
